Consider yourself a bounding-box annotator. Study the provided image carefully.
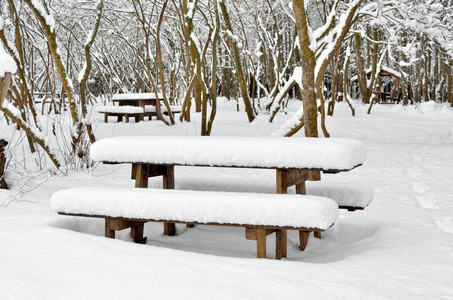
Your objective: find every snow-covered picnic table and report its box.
[90,136,367,235]
[52,136,371,259]
[110,93,180,121]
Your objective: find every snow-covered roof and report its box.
[90,136,366,171]
[112,93,163,101]
[350,66,401,82]
[51,186,339,229]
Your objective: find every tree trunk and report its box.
[292,0,318,138]
[219,1,255,122]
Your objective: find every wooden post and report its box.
[299,231,309,251]
[131,223,147,244]
[295,182,306,195]
[105,219,115,239]
[256,227,267,258]
[163,165,175,189]
[135,164,149,188]
[133,164,149,239]
[163,165,176,235]
[314,231,322,239]
[276,229,287,259]
[276,169,288,194]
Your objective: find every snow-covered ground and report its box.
[1,99,452,299]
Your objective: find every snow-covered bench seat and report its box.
[306,181,374,211]
[51,186,339,259]
[144,104,182,119]
[97,106,144,123]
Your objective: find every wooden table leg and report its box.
[276,229,287,259]
[132,164,149,238]
[314,230,322,239]
[299,231,309,251]
[131,222,147,244]
[105,218,115,239]
[163,165,176,235]
[257,227,267,258]
[135,164,149,188]
[276,169,288,194]
[296,182,306,195]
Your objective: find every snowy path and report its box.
[1,100,452,299]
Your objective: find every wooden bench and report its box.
[51,186,339,259]
[144,104,182,119]
[97,106,144,123]
[306,181,374,211]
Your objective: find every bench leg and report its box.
[117,115,122,122]
[135,115,140,123]
[314,231,322,239]
[105,219,115,239]
[164,223,176,236]
[299,231,309,251]
[131,222,147,244]
[276,229,287,259]
[256,227,267,258]
[125,114,130,123]
[104,113,108,123]
[296,182,306,195]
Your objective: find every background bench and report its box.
[52,186,339,259]
[144,104,182,119]
[306,181,374,211]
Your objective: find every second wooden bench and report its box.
[51,186,339,259]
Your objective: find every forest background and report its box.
[0,0,452,182]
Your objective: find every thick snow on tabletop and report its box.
[51,187,338,229]
[112,93,163,100]
[96,106,144,114]
[90,136,366,170]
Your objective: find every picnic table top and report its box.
[112,93,163,101]
[90,136,366,171]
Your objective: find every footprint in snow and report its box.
[434,217,453,234]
